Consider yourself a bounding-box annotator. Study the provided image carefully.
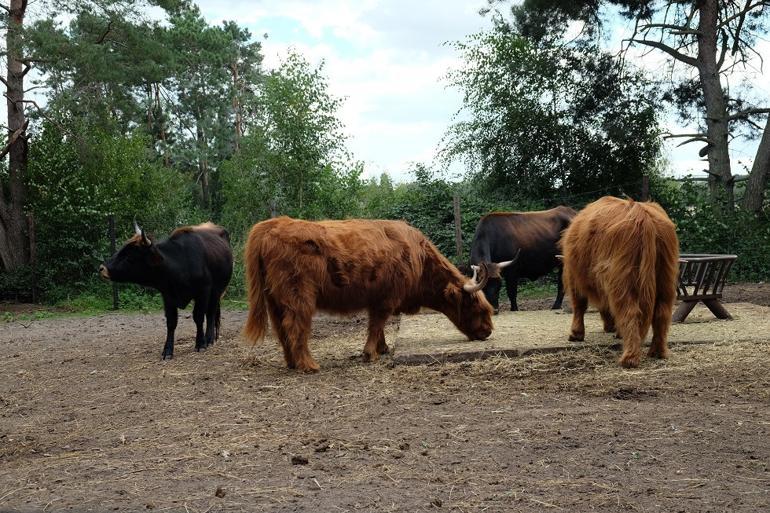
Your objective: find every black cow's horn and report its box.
[497,248,522,269]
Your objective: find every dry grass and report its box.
[2,302,770,511]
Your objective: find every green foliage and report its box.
[220,51,361,238]
[367,165,541,263]
[444,28,661,201]
[652,177,770,281]
[26,121,201,297]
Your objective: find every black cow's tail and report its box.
[243,224,268,345]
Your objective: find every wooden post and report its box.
[108,215,119,310]
[641,175,649,201]
[27,214,36,303]
[453,194,463,260]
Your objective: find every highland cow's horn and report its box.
[463,263,490,293]
[134,217,142,237]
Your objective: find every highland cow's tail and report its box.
[243,225,268,345]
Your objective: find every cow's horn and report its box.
[463,264,490,293]
[496,248,522,269]
[134,217,141,237]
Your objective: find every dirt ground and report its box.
[2,284,770,512]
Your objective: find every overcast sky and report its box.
[17,1,765,183]
[196,0,490,181]
[195,0,770,183]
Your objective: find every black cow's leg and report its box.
[505,275,519,311]
[204,290,220,347]
[193,293,210,352]
[552,265,565,309]
[162,300,178,360]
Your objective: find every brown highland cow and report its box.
[243,217,503,372]
[560,196,679,368]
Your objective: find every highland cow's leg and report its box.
[282,303,319,373]
[599,308,616,333]
[649,299,673,360]
[193,292,210,352]
[364,309,391,362]
[568,294,588,342]
[613,302,642,368]
[266,297,295,369]
[552,266,565,310]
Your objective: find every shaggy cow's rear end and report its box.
[561,196,679,368]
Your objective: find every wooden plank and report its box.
[672,301,698,323]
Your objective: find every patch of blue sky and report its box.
[242,16,367,59]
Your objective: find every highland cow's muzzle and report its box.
[98,264,111,280]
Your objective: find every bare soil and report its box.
[1,284,770,512]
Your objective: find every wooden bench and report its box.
[674,253,737,322]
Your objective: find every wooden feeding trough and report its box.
[674,253,737,323]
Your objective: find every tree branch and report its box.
[0,75,8,89]
[728,107,770,121]
[639,23,701,35]
[676,136,711,147]
[717,1,766,30]
[0,119,30,160]
[717,28,729,70]
[663,132,708,139]
[731,0,752,55]
[629,38,699,67]
[95,20,113,44]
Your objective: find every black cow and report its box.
[99,222,233,359]
[469,206,577,313]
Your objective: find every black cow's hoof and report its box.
[162,353,173,360]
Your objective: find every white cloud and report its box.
[197,0,490,180]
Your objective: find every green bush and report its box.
[652,177,770,281]
[25,121,202,300]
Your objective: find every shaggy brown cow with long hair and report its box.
[560,197,679,368]
[243,217,503,372]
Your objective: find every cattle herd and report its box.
[100,196,680,370]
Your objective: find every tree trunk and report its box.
[231,62,242,152]
[195,107,210,209]
[697,0,734,211]
[0,0,30,271]
[743,115,770,213]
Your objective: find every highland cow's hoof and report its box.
[647,346,670,359]
[362,351,379,363]
[296,359,320,373]
[568,333,584,342]
[620,354,640,368]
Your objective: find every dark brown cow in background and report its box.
[469,206,576,313]
[243,217,495,372]
[560,197,679,368]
